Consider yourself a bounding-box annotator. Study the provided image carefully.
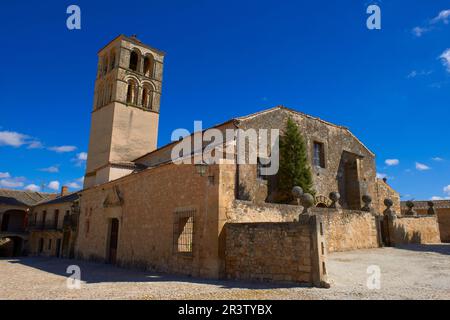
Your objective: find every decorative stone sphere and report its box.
[301,193,315,208]
[384,198,393,208]
[291,186,304,199]
[329,192,340,202]
[406,200,414,209]
[362,195,372,204]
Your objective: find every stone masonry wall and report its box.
[225,218,327,286]
[316,209,379,253]
[389,215,441,245]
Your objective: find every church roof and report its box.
[34,192,79,206]
[133,105,375,162]
[0,189,56,207]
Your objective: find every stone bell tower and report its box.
[83,35,165,188]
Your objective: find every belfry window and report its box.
[126,81,137,104]
[143,55,154,77]
[129,51,138,71]
[110,51,116,70]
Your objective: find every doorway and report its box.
[107,218,119,264]
[337,152,362,210]
[55,238,62,258]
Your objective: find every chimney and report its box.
[61,186,69,196]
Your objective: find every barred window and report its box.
[173,209,195,254]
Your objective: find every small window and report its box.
[173,209,195,254]
[313,142,325,168]
[257,157,269,181]
[38,238,44,253]
[48,239,52,250]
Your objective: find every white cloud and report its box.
[431,196,444,201]
[67,182,81,190]
[27,140,44,149]
[39,166,59,173]
[0,131,29,147]
[385,159,399,166]
[76,152,87,161]
[439,49,450,72]
[0,172,11,179]
[415,162,431,171]
[444,185,450,196]
[376,173,387,179]
[407,70,432,78]
[0,176,26,188]
[25,184,41,192]
[412,26,428,37]
[48,145,77,153]
[432,157,444,161]
[431,9,450,24]
[47,180,60,191]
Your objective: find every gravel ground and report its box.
[1,244,449,300]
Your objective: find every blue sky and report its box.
[0,1,449,200]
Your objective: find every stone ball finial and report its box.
[329,192,341,209]
[384,198,393,208]
[427,201,436,215]
[329,192,340,202]
[405,200,417,216]
[301,193,315,214]
[291,186,304,199]
[361,195,372,212]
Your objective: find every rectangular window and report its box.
[42,211,47,228]
[38,238,44,253]
[48,239,52,250]
[313,142,325,168]
[173,209,195,254]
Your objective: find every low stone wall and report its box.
[227,200,300,222]
[315,209,379,253]
[225,216,328,287]
[389,215,441,245]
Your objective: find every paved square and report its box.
[1,244,449,300]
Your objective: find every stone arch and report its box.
[126,79,138,104]
[143,53,154,78]
[315,195,331,208]
[129,48,142,72]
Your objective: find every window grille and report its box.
[173,209,195,254]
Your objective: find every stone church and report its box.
[0,35,443,286]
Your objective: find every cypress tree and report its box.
[277,117,315,202]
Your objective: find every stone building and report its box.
[75,35,436,286]
[0,189,54,256]
[401,200,450,243]
[28,187,80,258]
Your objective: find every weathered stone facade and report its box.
[225,216,328,286]
[401,200,450,243]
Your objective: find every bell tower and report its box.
[84,35,165,188]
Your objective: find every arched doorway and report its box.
[0,236,24,257]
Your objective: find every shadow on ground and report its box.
[1,257,307,290]
[394,243,450,256]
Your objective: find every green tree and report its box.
[277,117,315,202]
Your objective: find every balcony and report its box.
[27,221,62,232]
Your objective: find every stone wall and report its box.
[375,178,401,214]
[315,209,379,253]
[389,215,441,245]
[436,208,450,242]
[227,200,300,223]
[224,216,327,286]
[76,162,223,278]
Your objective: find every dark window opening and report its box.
[129,51,138,71]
